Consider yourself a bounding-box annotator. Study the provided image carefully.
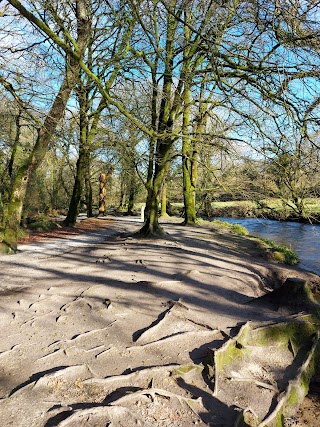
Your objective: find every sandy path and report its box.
[0,217,318,426]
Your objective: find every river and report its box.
[216,217,320,276]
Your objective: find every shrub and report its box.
[256,237,299,266]
[231,224,249,236]
[27,215,58,232]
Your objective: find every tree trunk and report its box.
[160,180,168,217]
[127,188,135,215]
[138,8,180,237]
[138,187,161,236]
[182,127,197,224]
[138,138,172,236]
[1,167,29,253]
[0,72,75,253]
[64,147,89,225]
[85,171,93,218]
[181,10,197,225]
[0,0,91,253]
[64,62,89,226]
[98,172,108,216]
[126,157,138,216]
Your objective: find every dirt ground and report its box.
[0,216,319,426]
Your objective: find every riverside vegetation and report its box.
[200,199,320,223]
[197,218,299,266]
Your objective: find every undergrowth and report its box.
[0,226,29,241]
[198,218,249,236]
[255,237,299,266]
[27,218,58,232]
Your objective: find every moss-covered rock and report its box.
[210,315,320,426]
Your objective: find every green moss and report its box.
[275,412,284,427]
[231,223,249,236]
[282,379,309,420]
[215,344,247,372]
[255,237,298,266]
[251,317,318,350]
[215,323,251,372]
[272,251,286,263]
[172,364,203,376]
[197,218,249,236]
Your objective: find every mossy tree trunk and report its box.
[85,172,93,218]
[182,93,209,224]
[182,83,197,225]
[0,71,76,253]
[139,7,181,236]
[160,153,172,218]
[1,167,29,253]
[64,147,90,225]
[181,9,201,226]
[127,190,135,216]
[63,79,89,225]
[141,54,158,225]
[63,15,133,225]
[160,180,168,217]
[0,0,91,253]
[139,137,173,236]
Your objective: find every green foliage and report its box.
[231,223,249,236]
[256,237,299,266]
[168,202,184,216]
[0,226,29,243]
[198,218,249,236]
[27,215,59,232]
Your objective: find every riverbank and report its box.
[1,216,320,426]
[212,216,320,277]
[197,198,320,223]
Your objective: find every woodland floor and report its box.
[0,216,320,426]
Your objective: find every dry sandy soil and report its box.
[0,216,319,426]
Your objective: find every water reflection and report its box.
[216,217,320,276]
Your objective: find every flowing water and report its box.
[216,217,320,275]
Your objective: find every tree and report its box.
[5,0,320,238]
[262,133,320,220]
[63,1,135,224]
[0,0,91,252]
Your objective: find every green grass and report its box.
[231,223,250,236]
[255,237,299,266]
[197,218,249,236]
[305,198,320,214]
[211,200,254,208]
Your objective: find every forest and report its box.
[1,0,320,253]
[2,2,320,426]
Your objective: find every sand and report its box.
[0,216,319,426]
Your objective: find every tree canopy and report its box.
[1,0,320,251]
